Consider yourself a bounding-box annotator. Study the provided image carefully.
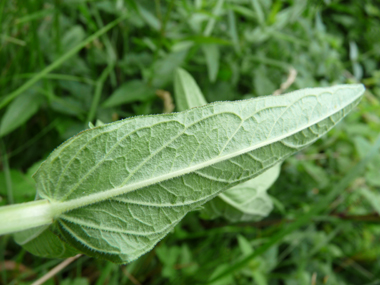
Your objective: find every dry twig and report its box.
[156,89,175,113]
[273,67,297,95]
[31,254,82,285]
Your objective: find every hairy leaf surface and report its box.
[175,68,279,221]
[33,83,364,263]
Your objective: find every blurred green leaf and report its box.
[61,26,86,52]
[202,44,220,82]
[151,50,188,87]
[359,188,380,215]
[102,80,155,108]
[0,88,43,137]
[0,169,35,204]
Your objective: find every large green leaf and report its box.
[175,67,279,222]
[27,83,363,263]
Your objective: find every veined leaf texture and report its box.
[175,67,279,222]
[26,83,364,263]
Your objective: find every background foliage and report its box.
[1,0,380,284]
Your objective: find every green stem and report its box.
[87,62,114,123]
[0,140,13,204]
[0,200,54,235]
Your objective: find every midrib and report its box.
[53,91,361,216]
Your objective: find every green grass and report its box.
[1,0,380,284]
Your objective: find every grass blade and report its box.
[0,14,128,110]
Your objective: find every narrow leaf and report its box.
[102,80,155,108]
[359,188,380,215]
[30,84,363,263]
[174,68,207,112]
[152,50,188,88]
[202,44,220,82]
[0,88,43,137]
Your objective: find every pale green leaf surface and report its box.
[201,163,280,222]
[33,84,363,263]
[175,68,278,222]
[174,68,207,112]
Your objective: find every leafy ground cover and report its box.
[1,0,380,284]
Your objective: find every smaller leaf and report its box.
[227,10,241,54]
[0,169,35,204]
[0,88,43,137]
[151,50,188,88]
[102,80,155,108]
[51,96,85,118]
[200,164,280,222]
[174,68,207,112]
[359,188,380,215]
[237,235,253,256]
[136,3,160,31]
[250,0,265,25]
[202,44,220,82]
[61,26,86,52]
[14,225,80,258]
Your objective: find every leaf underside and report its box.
[29,84,363,263]
[175,67,279,222]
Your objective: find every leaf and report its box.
[174,68,207,111]
[359,188,380,215]
[250,0,265,25]
[14,226,80,258]
[175,68,278,222]
[151,50,188,88]
[27,83,363,263]
[200,163,280,222]
[227,10,241,54]
[0,88,43,137]
[202,44,220,82]
[136,3,160,31]
[102,80,155,108]
[61,26,86,52]
[0,169,36,204]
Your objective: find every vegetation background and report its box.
[1,0,380,284]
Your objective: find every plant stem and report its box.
[0,140,13,204]
[0,200,53,235]
[87,62,114,123]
